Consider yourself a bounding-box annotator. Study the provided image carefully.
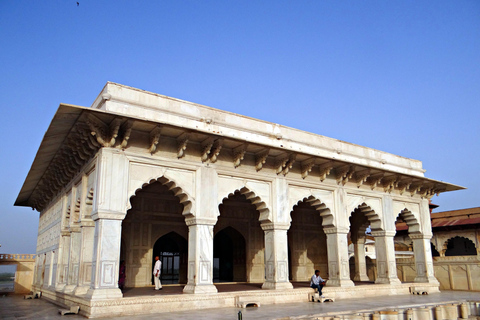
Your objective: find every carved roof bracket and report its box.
[176,132,190,159]
[301,158,316,179]
[354,168,371,188]
[395,178,412,195]
[148,126,162,154]
[233,143,248,168]
[200,137,223,163]
[86,114,118,147]
[209,139,223,163]
[408,182,423,197]
[255,148,270,171]
[118,120,134,149]
[335,164,354,185]
[201,137,215,162]
[367,173,384,190]
[382,175,398,193]
[275,153,296,176]
[318,161,334,182]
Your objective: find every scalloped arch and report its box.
[128,175,194,218]
[220,187,270,223]
[290,195,334,228]
[396,208,421,234]
[351,202,383,232]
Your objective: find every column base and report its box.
[85,287,123,300]
[183,284,218,294]
[62,284,77,293]
[73,285,90,296]
[414,276,439,285]
[353,274,370,282]
[375,277,402,285]
[262,281,293,290]
[54,284,66,292]
[326,279,355,287]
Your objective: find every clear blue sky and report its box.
[1,1,478,253]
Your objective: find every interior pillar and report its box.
[353,236,370,281]
[324,227,355,287]
[183,218,218,294]
[371,230,401,284]
[261,222,293,290]
[411,234,439,284]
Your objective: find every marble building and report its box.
[15,83,463,315]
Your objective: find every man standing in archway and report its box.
[153,256,162,290]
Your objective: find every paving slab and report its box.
[1,291,480,319]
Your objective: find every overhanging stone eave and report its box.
[14,102,466,210]
[14,103,105,208]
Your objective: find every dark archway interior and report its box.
[213,226,246,282]
[445,236,477,256]
[152,232,188,284]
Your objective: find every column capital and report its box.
[324,226,349,234]
[68,225,81,233]
[260,222,290,231]
[371,230,396,237]
[185,217,217,226]
[91,210,125,221]
[409,233,432,240]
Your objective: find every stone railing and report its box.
[0,254,36,261]
[394,255,480,291]
[0,253,36,294]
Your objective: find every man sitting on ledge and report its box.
[310,270,326,298]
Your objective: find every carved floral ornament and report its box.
[28,110,450,212]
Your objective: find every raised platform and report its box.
[36,282,440,318]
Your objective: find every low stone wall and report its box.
[396,256,480,291]
[0,254,36,294]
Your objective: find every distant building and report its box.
[15,83,463,317]
[395,207,480,290]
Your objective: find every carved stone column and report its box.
[261,222,293,290]
[63,226,81,293]
[73,222,95,295]
[352,236,370,281]
[183,218,218,294]
[411,234,439,284]
[371,230,401,284]
[55,232,70,291]
[85,216,123,300]
[324,227,354,287]
[85,148,129,300]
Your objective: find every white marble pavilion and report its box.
[15,83,463,317]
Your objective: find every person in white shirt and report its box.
[310,269,325,297]
[153,256,162,290]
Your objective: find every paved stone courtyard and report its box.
[1,291,480,319]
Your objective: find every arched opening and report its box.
[445,236,477,256]
[348,205,372,283]
[288,198,328,282]
[213,227,246,282]
[216,190,264,283]
[152,232,188,284]
[122,179,188,288]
